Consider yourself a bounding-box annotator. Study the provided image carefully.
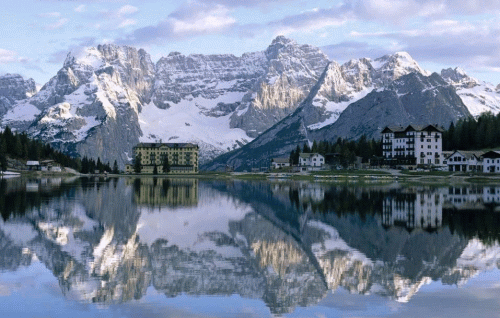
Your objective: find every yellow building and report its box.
[125,142,199,174]
[127,178,198,207]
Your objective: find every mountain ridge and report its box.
[0,37,497,168]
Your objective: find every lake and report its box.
[1,176,500,317]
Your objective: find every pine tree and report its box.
[0,152,6,171]
[303,143,311,153]
[112,160,119,174]
[134,155,142,173]
[162,156,170,173]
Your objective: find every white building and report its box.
[299,153,325,171]
[381,124,444,167]
[482,151,500,173]
[446,151,484,172]
[271,158,290,169]
[382,190,444,229]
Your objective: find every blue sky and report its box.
[1,0,500,86]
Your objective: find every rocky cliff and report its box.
[0,38,497,168]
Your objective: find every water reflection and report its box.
[1,178,500,315]
[129,178,198,208]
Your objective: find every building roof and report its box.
[482,150,500,158]
[135,142,198,149]
[299,153,324,158]
[449,150,485,159]
[272,158,290,163]
[381,124,444,133]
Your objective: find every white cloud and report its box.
[171,5,235,34]
[74,5,86,13]
[38,12,61,18]
[119,3,236,44]
[91,5,139,30]
[45,18,69,30]
[118,19,137,29]
[117,5,139,17]
[0,48,17,63]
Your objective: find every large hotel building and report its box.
[381,124,444,167]
[126,142,199,174]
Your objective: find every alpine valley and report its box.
[1,36,499,170]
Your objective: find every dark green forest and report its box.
[290,136,382,167]
[0,126,115,174]
[443,112,500,151]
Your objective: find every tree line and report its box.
[289,136,382,167]
[0,126,117,173]
[443,112,500,151]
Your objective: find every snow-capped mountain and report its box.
[0,37,499,168]
[205,70,471,171]
[441,67,500,116]
[0,74,36,117]
[0,37,330,166]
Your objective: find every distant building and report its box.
[446,150,484,172]
[381,124,444,167]
[26,161,40,171]
[125,142,199,174]
[482,150,500,173]
[299,153,325,171]
[271,158,290,169]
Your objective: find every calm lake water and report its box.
[1,176,500,317]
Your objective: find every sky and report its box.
[1,0,500,86]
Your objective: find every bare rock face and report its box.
[1,38,498,169]
[4,44,154,167]
[441,67,500,116]
[314,72,471,141]
[0,74,36,116]
[229,36,330,137]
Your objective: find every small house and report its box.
[271,158,290,170]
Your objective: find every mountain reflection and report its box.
[1,178,500,314]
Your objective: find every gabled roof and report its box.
[299,153,324,158]
[135,142,198,149]
[482,150,500,159]
[449,150,485,160]
[272,158,290,163]
[382,124,444,134]
[381,126,405,133]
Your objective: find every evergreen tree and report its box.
[311,140,318,153]
[153,164,158,175]
[162,156,170,173]
[134,155,142,173]
[0,152,6,171]
[303,143,311,153]
[113,160,119,174]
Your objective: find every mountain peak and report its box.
[265,36,299,60]
[441,67,478,85]
[270,35,295,46]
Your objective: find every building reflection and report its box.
[444,186,500,210]
[128,178,198,208]
[382,189,444,230]
[4,180,500,315]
